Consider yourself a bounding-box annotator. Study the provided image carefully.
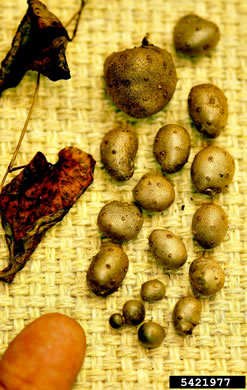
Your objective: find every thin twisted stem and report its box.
[0,72,40,193]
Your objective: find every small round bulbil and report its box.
[100,125,138,181]
[133,173,175,212]
[140,279,166,302]
[192,203,228,248]
[149,229,187,270]
[97,200,143,241]
[153,124,191,173]
[86,242,129,297]
[138,321,165,348]
[174,14,220,57]
[189,256,225,296]
[104,36,177,118]
[188,83,228,138]
[109,313,125,329]
[191,145,235,195]
[173,296,202,335]
[122,299,145,326]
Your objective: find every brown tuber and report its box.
[133,173,175,212]
[173,296,202,335]
[174,14,220,57]
[192,203,228,248]
[97,200,144,241]
[87,242,129,297]
[149,229,187,270]
[153,124,191,173]
[191,145,235,195]
[188,83,228,138]
[100,124,138,181]
[104,36,177,118]
[189,256,225,296]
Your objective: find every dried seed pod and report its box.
[192,203,228,248]
[189,256,225,296]
[191,145,235,195]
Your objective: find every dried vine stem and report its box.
[66,0,86,41]
[0,1,86,193]
[0,72,40,193]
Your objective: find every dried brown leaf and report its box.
[0,146,95,283]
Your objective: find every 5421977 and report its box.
[169,376,246,389]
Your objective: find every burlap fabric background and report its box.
[0,0,246,389]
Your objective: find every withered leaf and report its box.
[0,146,95,283]
[0,0,71,95]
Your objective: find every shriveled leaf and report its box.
[0,146,95,283]
[0,0,71,95]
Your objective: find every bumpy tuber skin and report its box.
[0,313,86,390]
[100,125,138,181]
[174,14,220,57]
[97,200,144,241]
[192,203,228,248]
[153,124,191,173]
[133,173,175,212]
[149,229,187,270]
[173,296,202,335]
[191,145,235,195]
[104,36,177,118]
[87,242,129,297]
[189,256,225,296]
[140,279,166,302]
[188,83,228,138]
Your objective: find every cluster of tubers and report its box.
[86,13,235,347]
[109,281,166,348]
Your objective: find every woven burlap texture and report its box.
[0,0,246,389]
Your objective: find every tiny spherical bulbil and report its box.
[191,145,235,195]
[192,203,228,248]
[173,296,202,335]
[153,124,191,173]
[174,14,220,57]
[122,299,145,326]
[86,242,129,297]
[140,279,166,302]
[97,200,144,241]
[133,173,175,212]
[188,83,228,138]
[149,229,187,270]
[138,321,165,348]
[189,256,225,296]
[100,125,138,181]
[109,313,125,329]
[104,37,177,118]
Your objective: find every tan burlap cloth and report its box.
[0,0,246,389]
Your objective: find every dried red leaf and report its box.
[0,146,95,283]
[0,0,71,95]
